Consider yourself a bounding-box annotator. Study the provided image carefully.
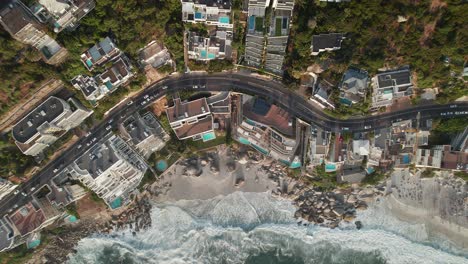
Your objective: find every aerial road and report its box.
[0,72,467,216]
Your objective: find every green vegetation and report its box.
[361,169,387,185]
[138,170,157,191]
[65,203,80,219]
[304,163,337,190]
[421,168,436,178]
[255,17,264,32]
[286,0,468,103]
[188,59,234,73]
[0,244,36,264]
[429,117,468,145]
[186,134,227,151]
[0,143,35,179]
[454,171,468,181]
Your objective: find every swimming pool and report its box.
[219,17,230,24]
[110,197,122,209]
[238,137,251,145]
[202,132,216,142]
[156,160,168,171]
[325,164,337,172]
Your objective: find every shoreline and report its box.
[385,194,468,251]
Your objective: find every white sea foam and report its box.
[67,192,468,264]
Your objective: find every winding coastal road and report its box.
[1,72,467,216]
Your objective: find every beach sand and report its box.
[151,145,279,202]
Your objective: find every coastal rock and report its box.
[355,221,363,230]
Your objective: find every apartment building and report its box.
[312,79,335,109]
[69,135,147,209]
[12,96,93,156]
[187,28,233,61]
[264,0,294,74]
[71,74,106,103]
[371,66,413,108]
[80,37,120,71]
[339,68,368,106]
[244,0,269,68]
[166,97,216,141]
[310,33,344,56]
[31,0,95,32]
[0,219,14,252]
[0,179,16,202]
[120,112,170,158]
[0,0,67,64]
[235,96,301,168]
[181,0,233,28]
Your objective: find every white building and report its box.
[0,179,16,202]
[166,97,216,141]
[181,0,233,28]
[371,66,413,108]
[69,135,147,209]
[12,96,93,156]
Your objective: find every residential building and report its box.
[415,146,443,169]
[181,0,233,28]
[312,79,335,109]
[96,55,134,91]
[71,74,107,103]
[187,28,233,61]
[311,33,343,56]
[309,127,330,166]
[0,179,16,201]
[31,0,95,33]
[206,92,232,130]
[46,172,87,208]
[138,40,172,69]
[244,0,270,68]
[352,139,370,157]
[0,0,67,64]
[264,0,294,74]
[371,66,413,108]
[166,97,216,141]
[80,37,120,71]
[69,135,147,209]
[11,96,93,156]
[120,112,170,158]
[0,219,14,252]
[339,68,368,106]
[235,96,301,168]
[7,200,58,238]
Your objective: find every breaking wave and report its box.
[67,192,468,264]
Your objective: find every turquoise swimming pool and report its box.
[208,53,216,59]
[202,132,216,142]
[156,160,168,171]
[86,59,93,68]
[200,50,207,58]
[110,197,122,209]
[219,17,230,24]
[238,137,251,145]
[27,240,41,249]
[290,161,301,169]
[68,215,78,223]
[325,164,337,171]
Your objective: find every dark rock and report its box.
[355,221,363,230]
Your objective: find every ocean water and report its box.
[67,192,468,264]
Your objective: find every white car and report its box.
[30,187,36,192]
[53,168,59,173]
[106,125,112,131]
[144,94,149,99]
[162,86,168,90]
[127,100,133,105]
[14,190,19,195]
[77,144,82,149]
[364,125,372,129]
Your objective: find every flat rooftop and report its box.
[174,115,213,139]
[243,98,294,136]
[75,140,120,179]
[312,33,343,52]
[377,67,411,88]
[0,1,35,35]
[12,96,65,144]
[166,98,210,123]
[124,112,165,145]
[182,0,232,9]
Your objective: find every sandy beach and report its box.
[150,145,279,202]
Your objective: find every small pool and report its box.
[68,215,78,223]
[86,59,93,68]
[202,132,216,142]
[105,81,112,89]
[208,53,216,60]
[252,144,269,155]
[110,197,122,209]
[219,17,230,24]
[290,161,301,169]
[200,50,207,58]
[249,16,255,30]
[27,240,41,249]
[367,167,375,174]
[325,164,337,171]
[238,137,251,145]
[195,12,202,19]
[156,160,168,171]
